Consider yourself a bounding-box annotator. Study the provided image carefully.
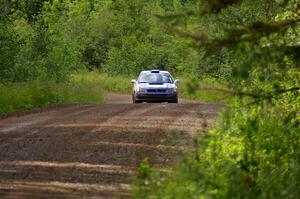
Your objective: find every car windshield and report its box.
[138,73,173,84]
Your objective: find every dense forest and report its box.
[0,0,299,198]
[2,0,297,83]
[1,0,204,82]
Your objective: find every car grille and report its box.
[147,89,167,93]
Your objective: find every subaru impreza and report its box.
[131,70,179,103]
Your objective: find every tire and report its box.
[132,95,142,104]
[132,96,137,104]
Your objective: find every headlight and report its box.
[136,86,147,93]
[139,88,147,93]
[167,87,177,93]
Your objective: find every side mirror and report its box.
[131,79,137,84]
[174,79,180,84]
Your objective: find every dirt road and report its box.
[0,93,223,198]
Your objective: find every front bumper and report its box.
[135,92,178,102]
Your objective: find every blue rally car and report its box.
[131,70,179,103]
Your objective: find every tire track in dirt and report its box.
[0,95,223,198]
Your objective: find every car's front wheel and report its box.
[132,95,142,104]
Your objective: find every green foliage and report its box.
[1,0,299,197]
[134,0,300,198]
[72,72,133,94]
[0,70,228,114]
[0,21,19,83]
[73,71,230,103]
[135,91,300,198]
[0,0,209,82]
[179,77,232,103]
[0,78,105,114]
[138,158,152,179]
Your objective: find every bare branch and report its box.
[170,18,300,47]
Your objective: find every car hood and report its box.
[138,83,175,89]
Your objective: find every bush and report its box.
[178,77,232,103]
[72,72,133,94]
[0,80,105,114]
[134,92,300,199]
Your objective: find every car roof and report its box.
[140,70,170,74]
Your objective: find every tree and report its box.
[135,1,300,198]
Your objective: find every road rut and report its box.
[0,94,223,198]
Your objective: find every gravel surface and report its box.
[0,93,223,198]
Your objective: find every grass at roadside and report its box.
[0,80,105,114]
[0,72,231,114]
[179,77,232,103]
[73,72,232,104]
[72,72,133,94]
